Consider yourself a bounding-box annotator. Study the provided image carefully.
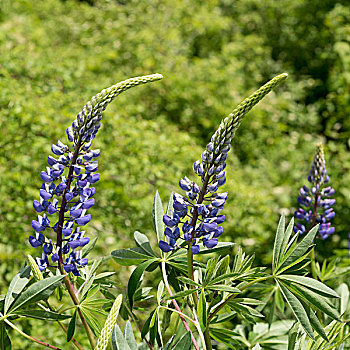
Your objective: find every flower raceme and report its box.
[294,143,335,239]
[29,74,163,275]
[159,73,288,254]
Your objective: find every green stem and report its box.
[59,267,96,349]
[161,261,200,350]
[203,327,212,350]
[4,318,61,350]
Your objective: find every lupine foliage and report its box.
[1,1,350,349]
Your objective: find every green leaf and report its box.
[153,190,165,243]
[279,275,339,298]
[196,242,235,255]
[278,225,318,272]
[275,288,285,313]
[299,299,328,342]
[12,309,71,321]
[4,266,31,314]
[166,192,174,216]
[67,309,77,342]
[111,247,153,266]
[198,290,207,332]
[128,259,157,310]
[134,231,157,257]
[0,321,11,350]
[204,257,219,284]
[207,285,241,293]
[173,331,191,350]
[124,321,137,350]
[288,322,299,350]
[213,255,230,280]
[141,309,156,339]
[82,235,98,258]
[206,272,240,286]
[177,276,202,288]
[10,275,64,312]
[157,281,164,305]
[272,214,286,270]
[81,307,103,337]
[211,311,237,324]
[285,282,340,321]
[338,283,349,315]
[277,280,314,340]
[169,288,198,300]
[112,324,131,350]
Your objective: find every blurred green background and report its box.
[1,0,350,347]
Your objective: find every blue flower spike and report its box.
[29,74,163,275]
[158,73,288,253]
[294,143,335,239]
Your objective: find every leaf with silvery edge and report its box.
[277,225,319,273]
[166,191,174,216]
[284,281,340,321]
[82,235,98,258]
[67,309,77,342]
[288,322,299,350]
[279,275,339,298]
[276,280,315,340]
[111,247,153,266]
[9,275,64,313]
[4,265,31,314]
[12,309,71,321]
[0,321,11,350]
[134,231,157,257]
[124,321,138,350]
[112,324,131,350]
[157,281,164,305]
[172,331,192,350]
[196,242,235,255]
[272,214,286,271]
[153,190,165,243]
[128,259,158,310]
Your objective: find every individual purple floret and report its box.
[294,143,335,239]
[29,74,163,275]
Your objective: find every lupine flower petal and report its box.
[76,214,91,226]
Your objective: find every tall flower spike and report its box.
[159,73,288,254]
[294,143,335,239]
[30,74,163,275]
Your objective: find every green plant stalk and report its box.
[59,266,96,349]
[207,275,271,323]
[203,327,212,350]
[4,318,61,350]
[161,261,200,350]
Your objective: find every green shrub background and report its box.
[0,0,350,347]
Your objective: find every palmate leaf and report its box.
[272,213,286,270]
[276,225,318,274]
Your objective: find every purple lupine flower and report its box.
[29,75,164,275]
[158,74,288,254]
[294,144,335,239]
